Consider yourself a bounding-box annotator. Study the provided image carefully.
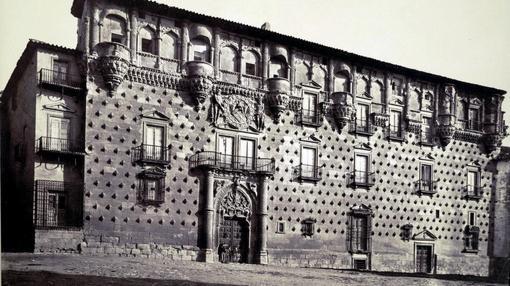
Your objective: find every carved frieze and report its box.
[209,91,265,132]
[453,129,483,144]
[406,119,421,134]
[372,113,389,128]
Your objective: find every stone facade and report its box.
[1,0,509,280]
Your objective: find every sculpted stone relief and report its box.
[209,91,265,132]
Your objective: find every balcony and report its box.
[132,144,171,165]
[295,164,322,182]
[38,68,84,95]
[297,109,321,127]
[464,185,483,200]
[34,180,83,229]
[387,125,404,141]
[347,171,375,188]
[416,179,437,195]
[466,120,483,132]
[189,151,275,175]
[349,120,374,136]
[36,137,83,156]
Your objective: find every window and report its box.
[47,191,67,227]
[419,164,434,193]
[269,56,287,78]
[161,32,179,59]
[464,212,479,252]
[348,212,371,253]
[144,125,165,160]
[139,27,156,54]
[301,218,316,237]
[243,50,259,76]
[104,15,126,45]
[467,170,480,195]
[468,211,476,226]
[421,117,433,144]
[238,138,255,170]
[218,135,234,168]
[300,146,319,180]
[191,38,210,62]
[371,81,384,104]
[301,92,318,125]
[468,108,481,131]
[220,46,239,72]
[354,154,369,185]
[334,72,349,93]
[354,104,370,132]
[48,116,70,151]
[53,60,68,84]
[389,110,402,138]
[139,177,165,205]
[353,259,367,270]
[276,221,286,234]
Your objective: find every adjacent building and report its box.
[1,0,509,280]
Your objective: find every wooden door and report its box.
[416,245,432,273]
[218,217,248,263]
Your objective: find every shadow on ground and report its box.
[2,270,243,286]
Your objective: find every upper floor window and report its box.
[269,56,288,78]
[144,124,165,159]
[421,116,433,144]
[356,103,369,128]
[466,169,482,199]
[49,116,70,142]
[243,50,259,76]
[419,163,434,194]
[191,37,210,62]
[139,26,157,54]
[299,145,320,181]
[160,31,179,60]
[389,110,402,138]
[216,135,256,171]
[220,46,239,72]
[468,108,481,131]
[53,60,69,83]
[104,15,127,45]
[354,153,370,185]
[301,92,319,125]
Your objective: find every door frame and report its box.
[414,242,435,274]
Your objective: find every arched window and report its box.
[356,77,368,97]
[139,26,157,54]
[104,15,127,45]
[312,66,326,89]
[269,56,288,78]
[220,46,239,72]
[160,32,178,59]
[190,37,210,62]
[243,50,259,76]
[334,72,349,92]
[371,81,384,104]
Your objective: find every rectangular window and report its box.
[468,108,480,130]
[356,104,369,127]
[48,117,70,151]
[141,38,153,53]
[301,92,318,124]
[218,135,234,168]
[245,63,256,76]
[144,125,164,160]
[111,33,123,44]
[47,191,66,227]
[354,154,369,184]
[140,178,164,204]
[238,138,255,170]
[389,110,402,137]
[468,212,476,226]
[467,170,480,194]
[420,164,433,192]
[276,221,286,234]
[53,60,68,83]
[352,215,368,252]
[301,146,317,178]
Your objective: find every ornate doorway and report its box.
[218,217,249,263]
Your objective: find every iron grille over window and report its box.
[297,109,321,126]
[463,226,479,252]
[132,144,171,165]
[36,136,82,154]
[347,210,372,254]
[138,177,165,205]
[38,68,83,94]
[188,151,275,174]
[347,171,375,188]
[34,180,83,229]
[301,218,316,237]
[349,119,374,135]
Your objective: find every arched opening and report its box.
[139,26,157,54]
[356,77,369,97]
[190,37,211,62]
[160,31,179,59]
[334,71,350,93]
[242,50,259,76]
[103,15,127,45]
[220,46,239,72]
[269,55,288,78]
[371,81,384,104]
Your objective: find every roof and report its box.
[71,0,506,96]
[2,39,80,101]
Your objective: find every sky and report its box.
[0,0,509,145]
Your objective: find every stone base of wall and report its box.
[268,248,351,269]
[34,229,84,253]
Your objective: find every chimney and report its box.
[261,22,271,31]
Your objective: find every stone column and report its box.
[255,176,268,264]
[384,73,390,113]
[289,48,295,93]
[129,9,137,62]
[83,17,90,54]
[262,42,269,88]
[90,3,99,50]
[328,59,334,97]
[181,21,189,64]
[198,170,214,262]
[213,28,220,79]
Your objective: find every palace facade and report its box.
[1,0,509,279]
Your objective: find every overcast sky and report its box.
[1,0,509,145]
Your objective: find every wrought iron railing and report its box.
[347,171,375,188]
[388,125,403,139]
[189,151,275,174]
[416,179,436,194]
[466,120,483,131]
[34,180,83,229]
[296,164,322,181]
[349,119,374,135]
[39,68,83,90]
[298,109,321,126]
[36,137,82,154]
[465,185,483,199]
[463,226,480,252]
[132,144,171,165]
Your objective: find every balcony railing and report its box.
[416,179,437,195]
[189,151,275,174]
[132,144,171,165]
[466,120,483,132]
[38,68,84,95]
[347,171,375,188]
[349,120,374,135]
[387,125,404,140]
[464,185,483,200]
[295,164,322,181]
[34,180,83,229]
[36,137,83,155]
[297,109,321,126]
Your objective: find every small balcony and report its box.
[464,185,483,200]
[347,171,375,188]
[189,151,275,175]
[297,109,321,127]
[36,137,83,155]
[34,180,83,229]
[387,125,404,141]
[295,164,322,182]
[466,120,483,132]
[38,68,84,95]
[416,179,437,195]
[349,120,374,136]
[132,144,171,165]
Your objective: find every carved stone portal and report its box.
[209,92,265,132]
